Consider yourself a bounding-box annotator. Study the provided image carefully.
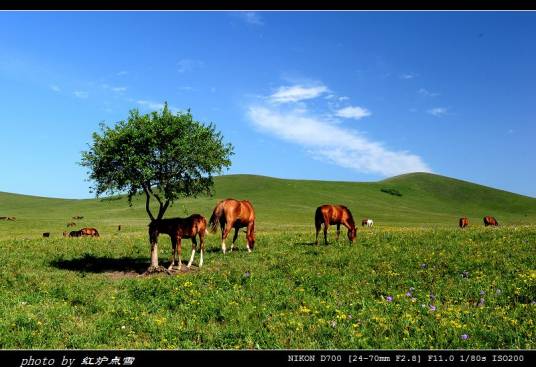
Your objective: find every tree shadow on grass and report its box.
[50,253,150,275]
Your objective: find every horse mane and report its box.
[340,205,356,227]
[209,200,226,233]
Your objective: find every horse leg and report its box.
[199,232,205,268]
[336,224,341,241]
[168,237,176,270]
[246,222,254,253]
[231,227,239,252]
[221,223,232,254]
[187,236,197,268]
[323,223,329,245]
[177,237,182,271]
[315,221,321,245]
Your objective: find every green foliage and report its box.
[381,187,402,196]
[80,102,233,219]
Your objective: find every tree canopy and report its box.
[80,102,234,221]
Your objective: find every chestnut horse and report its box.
[459,217,469,228]
[80,227,100,237]
[149,214,208,270]
[483,216,499,226]
[209,199,255,254]
[315,204,357,245]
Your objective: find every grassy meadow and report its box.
[0,173,535,349]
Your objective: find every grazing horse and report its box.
[79,227,100,237]
[64,230,82,237]
[483,216,499,226]
[361,219,368,227]
[459,217,469,228]
[72,216,84,220]
[149,214,208,270]
[209,199,255,254]
[315,204,357,245]
[366,219,373,227]
[42,232,50,238]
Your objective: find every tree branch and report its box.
[142,185,155,221]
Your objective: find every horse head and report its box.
[347,226,357,243]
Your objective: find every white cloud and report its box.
[247,105,431,177]
[239,12,264,25]
[50,85,60,92]
[335,106,371,120]
[136,100,181,114]
[427,107,448,117]
[177,59,204,73]
[111,86,127,93]
[117,70,128,76]
[418,88,439,97]
[338,96,350,101]
[73,91,88,99]
[269,85,328,104]
[400,73,418,80]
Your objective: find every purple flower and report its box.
[409,287,415,292]
[477,298,485,307]
[405,291,412,297]
[244,271,251,278]
[429,293,436,301]
[386,296,393,302]
[461,334,469,340]
[479,290,485,296]
[429,305,436,311]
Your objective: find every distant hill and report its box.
[1,173,535,237]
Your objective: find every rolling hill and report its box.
[1,172,535,238]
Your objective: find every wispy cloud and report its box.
[418,88,439,97]
[136,100,181,114]
[335,106,372,120]
[248,106,431,176]
[73,91,88,99]
[116,70,128,76]
[177,59,204,73]
[269,85,329,104]
[50,84,60,92]
[111,86,127,93]
[238,12,264,25]
[338,96,350,101]
[247,82,430,176]
[400,72,418,80]
[427,107,448,117]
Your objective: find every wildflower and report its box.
[429,305,436,311]
[330,320,337,328]
[348,314,353,320]
[477,298,485,307]
[405,291,412,297]
[244,271,251,278]
[386,296,393,302]
[420,263,427,269]
[479,290,486,296]
[411,297,417,303]
[461,271,469,278]
[461,334,469,340]
[121,325,126,330]
[429,293,436,301]
[410,287,415,292]
[496,289,502,295]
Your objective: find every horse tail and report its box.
[209,200,225,234]
[315,206,323,229]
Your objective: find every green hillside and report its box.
[1,173,535,238]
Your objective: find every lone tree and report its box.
[80,102,233,272]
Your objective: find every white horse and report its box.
[366,219,374,227]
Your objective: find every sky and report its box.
[0,11,535,199]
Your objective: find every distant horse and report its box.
[149,214,208,270]
[42,232,50,238]
[483,216,499,226]
[315,204,357,245]
[361,219,368,227]
[67,222,76,227]
[366,219,373,227]
[79,227,100,237]
[72,216,84,220]
[118,225,122,231]
[459,217,469,228]
[209,199,255,254]
[64,230,81,237]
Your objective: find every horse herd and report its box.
[41,199,502,271]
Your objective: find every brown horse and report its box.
[149,214,208,270]
[209,199,255,254]
[64,230,82,237]
[459,217,469,228]
[483,216,499,226]
[361,219,368,227]
[80,227,100,237]
[315,204,357,245]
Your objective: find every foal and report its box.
[148,214,208,270]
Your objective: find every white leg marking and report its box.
[187,249,196,268]
[222,240,226,254]
[199,250,204,268]
[246,243,251,253]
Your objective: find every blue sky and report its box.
[0,11,535,198]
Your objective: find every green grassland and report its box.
[0,173,535,349]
